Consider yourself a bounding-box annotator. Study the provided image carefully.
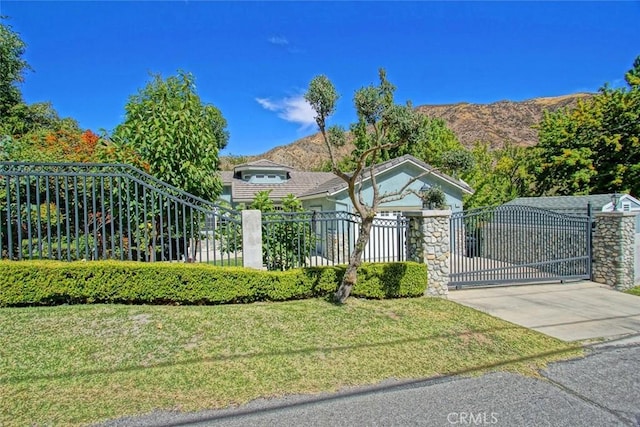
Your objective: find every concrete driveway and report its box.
[448,281,640,343]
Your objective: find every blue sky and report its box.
[2,1,639,156]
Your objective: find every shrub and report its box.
[0,260,427,306]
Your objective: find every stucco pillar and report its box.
[404,210,451,297]
[592,211,637,290]
[241,210,263,269]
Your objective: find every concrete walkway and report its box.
[448,281,640,343]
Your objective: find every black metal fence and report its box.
[0,162,242,265]
[261,210,408,270]
[450,205,592,287]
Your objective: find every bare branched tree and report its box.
[305,69,433,303]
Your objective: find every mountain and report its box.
[221,93,591,171]
[414,93,591,150]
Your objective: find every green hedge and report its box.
[0,260,427,306]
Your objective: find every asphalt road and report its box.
[98,343,640,427]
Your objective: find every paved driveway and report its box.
[448,281,640,343]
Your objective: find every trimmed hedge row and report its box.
[0,260,427,306]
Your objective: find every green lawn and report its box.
[0,298,582,426]
[626,286,640,296]
[207,256,243,266]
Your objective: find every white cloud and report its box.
[256,98,279,111]
[255,95,316,129]
[268,36,289,46]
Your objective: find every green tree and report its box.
[249,190,276,212]
[462,141,533,208]
[336,104,467,170]
[260,193,315,270]
[217,192,315,270]
[106,71,229,201]
[385,116,466,167]
[531,56,640,196]
[305,69,435,303]
[0,17,30,124]
[0,20,97,163]
[439,149,475,178]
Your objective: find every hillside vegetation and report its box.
[221,93,591,171]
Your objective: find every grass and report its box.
[0,298,582,426]
[625,285,640,296]
[206,256,243,266]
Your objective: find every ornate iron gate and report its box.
[449,205,592,288]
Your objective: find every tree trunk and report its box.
[334,216,375,303]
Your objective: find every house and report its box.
[219,154,474,214]
[218,155,473,263]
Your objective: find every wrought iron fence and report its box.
[261,210,409,270]
[0,162,241,265]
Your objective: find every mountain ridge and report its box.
[221,93,592,171]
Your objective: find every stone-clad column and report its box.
[592,212,637,290]
[404,210,451,297]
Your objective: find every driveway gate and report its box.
[449,205,592,288]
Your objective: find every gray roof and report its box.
[303,154,474,197]
[505,194,620,214]
[233,159,293,173]
[221,154,473,202]
[221,169,335,202]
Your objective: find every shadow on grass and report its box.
[93,343,595,427]
[1,322,577,386]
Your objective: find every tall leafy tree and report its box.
[106,71,229,201]
[531,56,640,196]
[335,106,468,169]
[462,141,533,208]
[0,17,30,123]
[0,19,97,162]
[305,69,435,303]
[384,116,467,168]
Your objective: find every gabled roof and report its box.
[221,169,335,202]
[505,194,640,213]
[233,159,293,174]
[221,154,473,203]
[300,154,474,198]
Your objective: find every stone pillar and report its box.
[404,210,451,297]
[592,212,637,290]
[241,210,263,269]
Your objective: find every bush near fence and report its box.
[0,260,427,306]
